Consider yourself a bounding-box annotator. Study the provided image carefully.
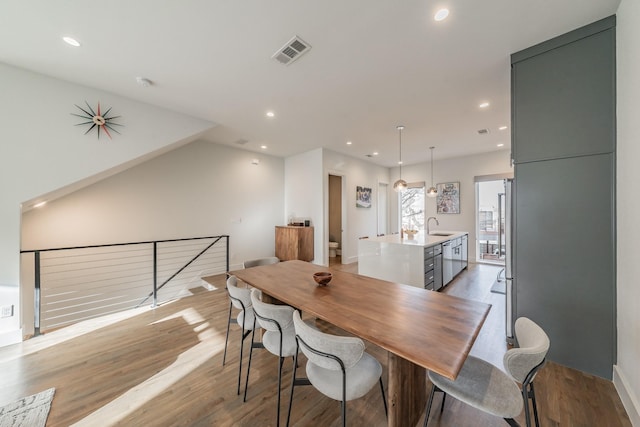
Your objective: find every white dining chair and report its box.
[424,317,550,427]
[243,257,279,268]
[223,275,261,395]
[286,311,387,427]
[244,289,297,426]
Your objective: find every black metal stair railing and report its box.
[21,235,229,336]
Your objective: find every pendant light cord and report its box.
[398,127,403,179]
[393,125,406,192]
[427,146,437,196]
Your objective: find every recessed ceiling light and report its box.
[434,8,450,21]
[266,111,275,118]
[346,141,352,145]
[62,36,80,47]
[497,143,505,147]
[479,102,490,108]
[33,201,47,208]
[373,152,379,156]
[499,126,508,131]
[398,161,403,165]
[261,145,268,149]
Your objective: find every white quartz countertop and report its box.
[364,231,467,247]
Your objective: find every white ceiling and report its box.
[0,0,620,167]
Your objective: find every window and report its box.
[476,179,507,264]
[479,210,494,231]
[400,184,425,231]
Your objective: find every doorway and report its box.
[328,175,343,266]
[476,179,506,265]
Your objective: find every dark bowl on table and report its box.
[313,272,333,286]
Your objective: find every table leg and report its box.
[387,352,427,427]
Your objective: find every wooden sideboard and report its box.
[275,226,314,261]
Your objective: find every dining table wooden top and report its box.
[229,260,491,380]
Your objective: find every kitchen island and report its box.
[358,231,468,290]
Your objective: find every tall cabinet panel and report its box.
[514,155,614,376]
[512,25,615,162]
[511,16,616,379]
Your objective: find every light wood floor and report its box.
[0,261,631,426]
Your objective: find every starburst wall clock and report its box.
[72,101,123,139]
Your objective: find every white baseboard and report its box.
[343,255,358,264]
[0,328,23,347]
[613,365,640,426]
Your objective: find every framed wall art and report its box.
[436,182,460,214]
[356,186,372,208]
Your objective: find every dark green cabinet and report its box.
[511,16,616,379]
[512,18,616,163]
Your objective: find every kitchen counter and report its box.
[358,231,468,288]
[365,231,467,247]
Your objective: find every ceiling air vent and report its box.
[272,36,311,65]
[234,139,249,146]
[477,128,490,135]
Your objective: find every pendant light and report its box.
[427,146,438,197]
[393,125,407,192]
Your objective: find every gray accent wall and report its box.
[511,16,616,379]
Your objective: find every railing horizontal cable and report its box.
[22,235,229,334]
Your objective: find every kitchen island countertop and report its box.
[366,230,467,247]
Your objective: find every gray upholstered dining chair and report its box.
[244,289,297,426]
[424,317,550,427]
[223,275,261,395]
[243,256,280,268]
[286,311,387,427]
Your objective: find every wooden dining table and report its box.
[229,260,491,427]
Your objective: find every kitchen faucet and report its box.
[426,216,439,234]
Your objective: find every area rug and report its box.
[0,388,55,427]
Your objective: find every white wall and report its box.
[0,63,214,341]
[390,150,512,262]
[283,148,390,266]
[22,141,284,268]
[323,149,390,264]
[284,149,324,264]
[615,1,640,424]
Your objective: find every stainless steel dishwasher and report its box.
[442,240,453,285]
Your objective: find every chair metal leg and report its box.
[529,383,540,427]
[243,327,258,402]
[286,350,300,427]
[286,348,312,427]
[237,327,245,395]
[521,384,531,427]
[379,377,388,418]
[222,302,233,365]
[423,384,437,427]
[505,418,520,426]
[440,392,446,413]
[276,356,284,427]
[341,365,348,427]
